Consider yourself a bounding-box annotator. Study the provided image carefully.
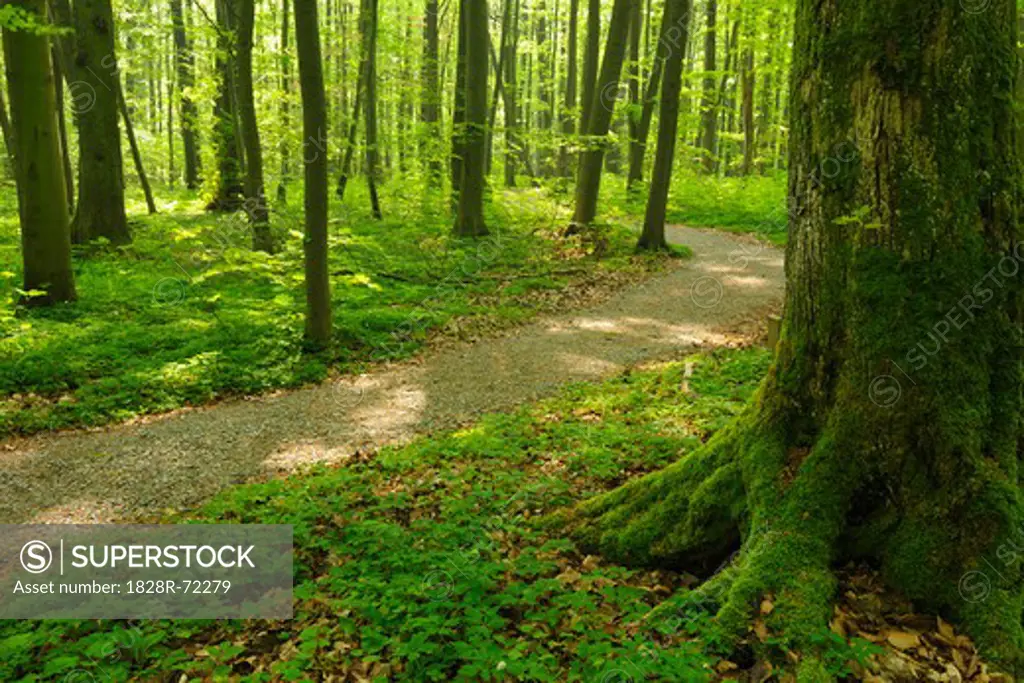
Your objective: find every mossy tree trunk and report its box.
[453,0,488,237]
[636,0,690,252]
[208,0,246,212]
[293,0,331,347]
[69,0,131,245]
[574,1,1024,678]
[3,0,76,304]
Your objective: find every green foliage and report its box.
[0,182,666,436]
[0,347,771,681]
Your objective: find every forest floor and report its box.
[0,225,783,525]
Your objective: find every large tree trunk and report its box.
[698,0,717,174]
[208,0,246,212]
[569,0,635,229]
[294,0,332,347]
[635,0,690,251]
[236,0,274,251]
[68,0,131,245]
[3,0,76,304]
[573,0,1024,678]
[171,0,202,190]
[453,0,489,237]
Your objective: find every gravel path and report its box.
[0,226,784,524]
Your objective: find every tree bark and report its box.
[421,0,442,183]
[636,0,690,251]
[0,86,14,178]
[50,44,74,213]
[3,0,76,304]
[68,0,131,244]
[453,0,488,237]
[501,0,520,187]
[740,43,754,176]
[698,0,717,173]
[171,0,202,189]
[557,0,577,177]
[570,0,635,229]
[579,0,599,136]
[575,1,1024,678]
[235,0,274,251]
[293,0,332,347]
[208,0,245,212]
[450,0,468,210]
[362,0,382,219]
[623,0,642,190]
[625,0,670,189]
[276,0,291,202]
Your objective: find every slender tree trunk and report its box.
[171,0,202,189]
[576,1,1024,678]
[68,0,131,244]
[740,42,754,176]
[557,0,577,177]
[208,0,245,211]
[421,0,442,183]
[277,0,291,202]
[362,0,382,218]
[698,0,717,173]
[484,14,508,177]
[637,0,690,250]
[626,0,669,188]
[624,0,642,190]
[293,0,332,347]
[451,0,469,210]
[454,0,489,237]
[3,0,76,304]
[235,0,274,251]
[50,44,74,213]
[579,0,599,135]
[570,0,635,229]
[502,0,520,187]
[334,42,365,200]
[117,79,158,215]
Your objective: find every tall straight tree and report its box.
[3,0,76,304]
[570,0,635,229]
[235,0,274,252]
[276,0,291,202]
[626,0,670,188]
[171,0,201,189]
[450,0,468,209]
[420,0,442,182]
[575,0,1024,676]
[0,87,14,176]
[68,0,131,244]
[636,0,690,250]
[556,0,577,177]
[293,0,331,346]
[453,0,489,236]
[579,0,599,133]
[698,0,717,173]
[208,0,245,211]
[361,0,382,219]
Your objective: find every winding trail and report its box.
[0,226,784,524]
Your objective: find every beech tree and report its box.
[170,0,201,189]
[573,0,1024,677]
[66,0,132,244]
[3,0,76,304]
[453,0,489,237]
[293,0,331,346]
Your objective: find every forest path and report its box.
[0,226,784,524]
